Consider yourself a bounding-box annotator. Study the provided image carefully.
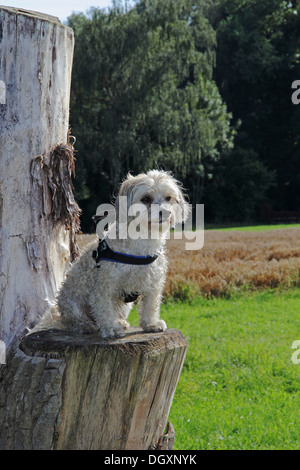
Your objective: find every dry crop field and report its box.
[165,228,300,299]
[79,227,300,300]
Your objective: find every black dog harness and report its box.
[92,239,159,266]
[92,239,159,303]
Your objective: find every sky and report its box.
[0,1,116,22]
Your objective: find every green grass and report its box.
[207,223,300,232]
[129,289,300,449]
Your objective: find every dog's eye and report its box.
[165,196,172,202]
[141,195,152,204]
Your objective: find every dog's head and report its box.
[115,170,189,236]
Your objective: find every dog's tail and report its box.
[27,300,65,335]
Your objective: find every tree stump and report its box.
[0,328,187,450]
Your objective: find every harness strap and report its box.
[92,240,159,304]
[92,239,159,266]
[122,292,140,303]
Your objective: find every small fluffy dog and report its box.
[37,170,189,338]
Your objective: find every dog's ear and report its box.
[118,173,134,196]
[115,173,135,216]
[173,177,190,225]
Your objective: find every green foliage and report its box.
[68,0,300,229]
[67,1,233,230]
[205,147,276,222]
[207,0,300,218]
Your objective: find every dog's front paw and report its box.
[101,320,130,339]
[141,319,167,333]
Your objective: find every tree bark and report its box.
[0,7,79,349]
[0,328,187,450]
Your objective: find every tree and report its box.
[208,0,300,218]
[0,7,77,348]
[67,0,233,230]
[204,148,276,223]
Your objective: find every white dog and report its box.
[36,170,189,338]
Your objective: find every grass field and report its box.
[164,226,300,449]
[165,227,300,299]
[127,225,300,450]
[167,290,300,449]
[129,288,300,449]
[206,223,300,231]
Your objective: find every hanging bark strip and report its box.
[31,137,81,262]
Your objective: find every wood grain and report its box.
[0,328,187,449]
[0,7,74,348]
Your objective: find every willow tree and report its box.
[67,0,233,230]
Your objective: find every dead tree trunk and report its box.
[0,328,187,450]
[0,8,188,450]
[0,7,79,349]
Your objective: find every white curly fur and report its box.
[33,170,189,338]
